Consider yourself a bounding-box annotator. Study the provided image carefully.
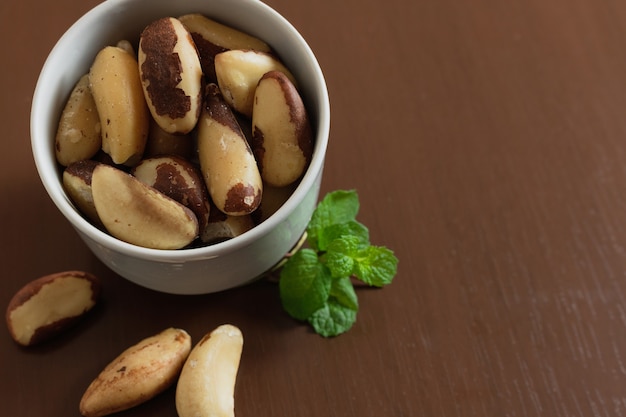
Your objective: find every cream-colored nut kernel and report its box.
[55,74,102,166]
[115,39,135,56]
[62,159,103,226]
[215,49,296,117]
[175,324,243,417]
[6,271,100,346]
[252,71,313,187]
[145,118,194,158]
[197,84,262,216]
[202,200,254,244]
[89,45,149,166]
[178,13,270,81]
[79,327,191,417]
[91,164,199,249]
[132,155,211,237]
[139,17,203,134]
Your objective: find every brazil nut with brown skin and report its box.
[178,13,271,82]
[252,70,313,187]
[6,271,101,346]
[197,83,262,216]
[80,327,191,417]
[55,74,102,167]
[54,14,314,249]
[139,17,203,135]
[91,164,199,249]
[202,198,254,244]
[132,155,211,237]
[214,49,297,117]
[62,159,103,226]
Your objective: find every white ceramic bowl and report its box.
[31,0,329,294]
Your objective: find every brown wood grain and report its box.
[3,0,626,415]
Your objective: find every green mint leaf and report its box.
[324,235,363,278]
[308,299,357,337]
[277,189,400,338]
[353,246,399,287]
[279,249,332,321]
[330,276,359,311]
[316,220,370,252]
[307,190,359,251]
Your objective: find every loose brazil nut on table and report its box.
[79,327,192,417]
[5,271,100,346]
[176,324,244,417]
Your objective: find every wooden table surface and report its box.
[3,0,626,415]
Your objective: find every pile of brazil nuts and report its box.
[80,325,244,417]
[56,14,313,250]
[5,271,243,416]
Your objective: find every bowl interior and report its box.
[31,0,330,264]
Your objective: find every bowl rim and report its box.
[30,0,330,262]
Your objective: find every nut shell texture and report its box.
[139,17,203,134]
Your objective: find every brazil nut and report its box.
[54,13,315,250]
[89,45,150,166]
[91,164,199,249]
[62,159,103,226]
[197,83,262,216]
[214,49,296,117]
[139,17,203,135]
[251,70,313,187]
[202,199,254,244]
[178,13,270,81]
[132,155,211,237]
[6,271,100,346]
[55,74,102,167]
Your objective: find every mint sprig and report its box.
[279,190,399,337]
